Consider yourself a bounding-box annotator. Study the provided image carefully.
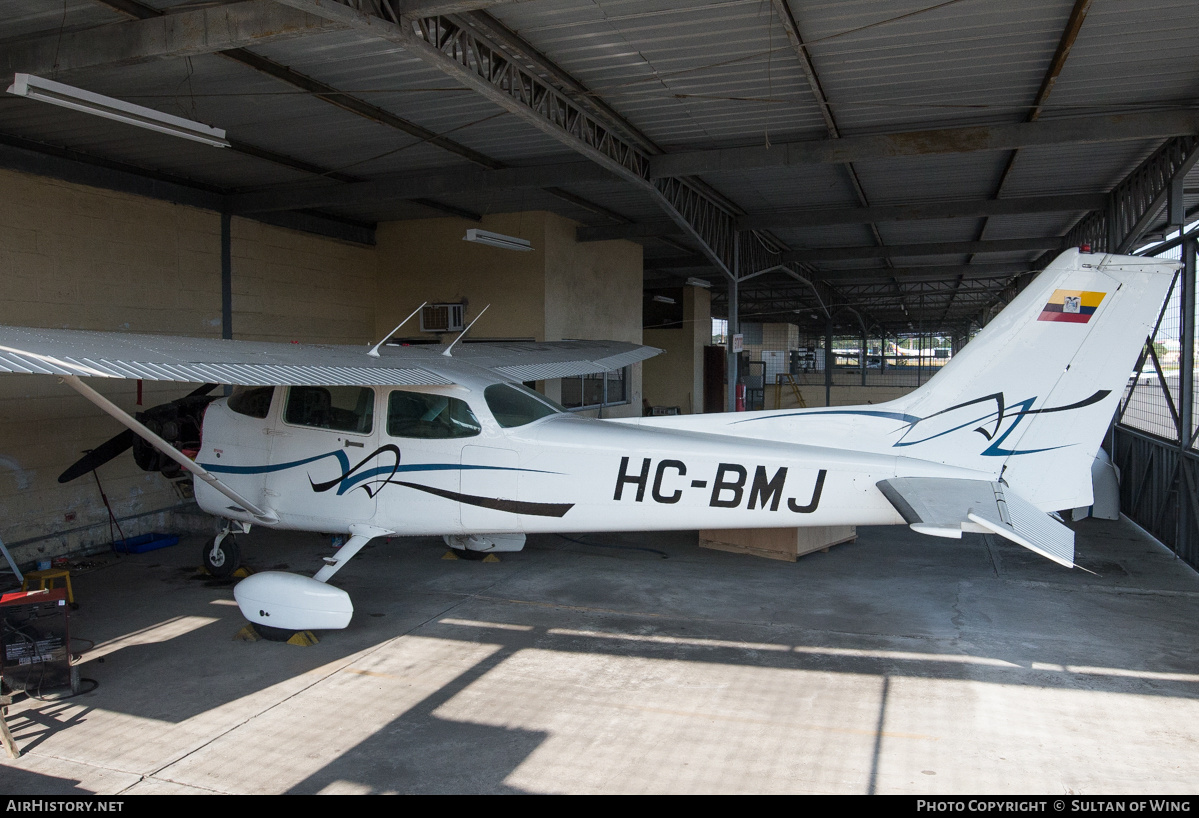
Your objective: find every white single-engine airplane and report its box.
[0,250,1177,636]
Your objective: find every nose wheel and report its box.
[202,529,241,578]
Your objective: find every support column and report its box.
[917,332,923,386]
[727,275,739,412]
[1178,236,1196,556]
[726,233,741,413]
[824,314,833,407]
[221,212,233,341]
[861,329,868,386]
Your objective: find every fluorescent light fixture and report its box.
[463,228,532,252]
[6,73,229,148]
[652,295,676,304]
[684,276,712,289]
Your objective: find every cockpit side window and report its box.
[284,385,374,434]
[387,391,481,439]
[228,386,274,419]
[484,383,565,428]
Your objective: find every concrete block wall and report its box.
[0,169,377,567]
[543,211,643,418]
[0,173,645,566]
[377,211,644,418]
[375,212,546,343]
[230,218,377,344]
[643,285,711,414]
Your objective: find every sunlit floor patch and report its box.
[84,615,219,662]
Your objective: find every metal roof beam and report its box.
[3,1,341,77]
[815,264,1033,283]
[277,1,741,277]
[584,196,1097,240]
[968,0,1092,272]
[1063,135,1199,254]
[650,111,1199,178]
[578,220,680,242]
[0,135,375,244]
[769,1,905,321]
[783,237,1063,264]
[646,259,1031,283]
[738,193,1107,230]
[395,1,536,14]
[89,0,503,169]
[229,161,616,213]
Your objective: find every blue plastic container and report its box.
[117,533,180,554]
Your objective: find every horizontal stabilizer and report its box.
[878,477,1074,568]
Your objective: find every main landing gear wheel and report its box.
[254,624,297,642]
[454,548,488,561]
[202,533,240,578]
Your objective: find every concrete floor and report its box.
[1,515,1197,795]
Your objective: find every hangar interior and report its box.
[0,0,1196,566]
[0,0,1198,795]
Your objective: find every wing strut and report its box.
[61,375,278,524]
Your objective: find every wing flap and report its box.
[878,477,1074,567]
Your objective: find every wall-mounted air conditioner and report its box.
[421,303,466,333]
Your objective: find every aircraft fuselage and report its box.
[194,384,985,537]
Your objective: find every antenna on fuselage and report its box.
[442,304,490,357]
[367,302,427,358]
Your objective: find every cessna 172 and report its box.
[0,249,1178,636]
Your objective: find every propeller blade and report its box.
[58,430,135,483]
[57,383,220,483]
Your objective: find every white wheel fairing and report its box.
[234,571,354,631]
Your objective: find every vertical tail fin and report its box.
[889,249,1178,510]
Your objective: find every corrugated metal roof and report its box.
[0,0,1194,332]
[791,0,1072,134]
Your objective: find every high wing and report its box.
[0,325,661,385]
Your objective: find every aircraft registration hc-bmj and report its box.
[0,249,1180,637]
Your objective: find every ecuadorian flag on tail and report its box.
[1038,289,1105,323]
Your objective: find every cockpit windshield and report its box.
[484,383,566,428]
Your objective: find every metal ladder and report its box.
[774,373,807,409]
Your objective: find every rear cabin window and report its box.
[228,386,274,419]
[284,385,374,434]
[388,391,480,439]
[484,383,565,428]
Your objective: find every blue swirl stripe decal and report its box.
[727,389,1110,457]
[200,445,571,516]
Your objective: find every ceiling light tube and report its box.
[463,228,533,252]
[6,73,230,148]
[684,276,712,288]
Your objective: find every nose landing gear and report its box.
[203,521,247,578]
